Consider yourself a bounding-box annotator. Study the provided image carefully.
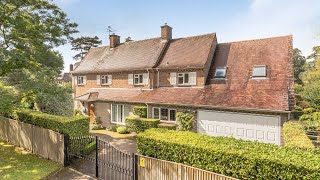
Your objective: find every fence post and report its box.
[95,136,99,178]
[133,153,139,180]
[63,134,70,167]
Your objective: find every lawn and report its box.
[0,141,61,180]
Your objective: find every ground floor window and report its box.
[111,104,130,124]
[153,107,176,121]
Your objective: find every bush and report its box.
[117,126,129,134]
[106,125,118,132]
[158,123,177,130]
[125,116,159,133]
[137,129,320,179]
[132,106,147,118]
[176,112,194,131]
[16,109,89,136]
[283,121,315,150]
[82,141,96,155]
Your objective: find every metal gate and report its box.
[65,135,138,180]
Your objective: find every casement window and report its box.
[153,107,176,122]
[134,74,143,85]
[111,104,130,124]
[128,73,149,85]
[77,76,86,85]
[97,75,112,85]
[252,65,267,78]
[171,72,196,86]
[214,67,227,78]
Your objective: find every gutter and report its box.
[83,98,291,114]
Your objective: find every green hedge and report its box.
[125,116,159,133]
[137,129,320,179]
[283,121,315,150]
[16,109,89,137]
[132,106,147,118]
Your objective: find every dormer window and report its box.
[134,74,143,85]
[178,73,189,85]
[252,65,267,78]
[214,67,227,78]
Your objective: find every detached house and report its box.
[72,24,294,145]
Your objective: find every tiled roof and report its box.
[72,38,167,74]
[157,33,217,68]
[72,33,217,74]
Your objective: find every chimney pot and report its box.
[109,34,120,48]
[69,64,74,72]
[161,23,172,40]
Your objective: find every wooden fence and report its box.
[0,117,65,165]
[138,155,238,180]
[306,130,320,148]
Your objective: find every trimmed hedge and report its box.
[283,121,315,150]
[125,116,159,133]
[132,106,147,118]
[16,109,89,137]
[137,129,320,179]
[117,126,129,134]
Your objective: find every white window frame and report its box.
[77,76,85,85]
[111,104,130,125]
[252,65,267,78]
[101,75,109,85]
[214,67,227,78]
[152,107,177,122]
[177,73,190,85]
[134,74,143,85]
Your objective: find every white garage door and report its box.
[197,110,281,145]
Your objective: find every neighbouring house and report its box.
[57,64,73,85]
[72,23,294,145]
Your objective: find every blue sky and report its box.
[53,0,320,72]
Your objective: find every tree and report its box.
[0,0,78,76]
[301,46,320,109]
[293,48,306,84]
[0,83,18,117]
[5,69,74,116]
[71,36,101,60]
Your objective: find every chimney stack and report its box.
[109,33,120,48]
[161,23,172,41]
[69,64,73,72]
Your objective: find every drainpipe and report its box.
[145,103,149,118]
[156,68,160,88]
[147,68,151,89]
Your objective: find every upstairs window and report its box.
[214,67,227,78]
[134,74,143,85]
[178,73,189,85]
[101,75,109,85]
[77,76,86,85]
[252,65,267,77]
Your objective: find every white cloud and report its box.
[219,0,320,57]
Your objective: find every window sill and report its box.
[159,120,177,124]
[251,77,268,80]
[101,84,111,86]
[111,122,126,126]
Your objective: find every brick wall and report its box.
[158,69,205,87]
[74,70,151,97]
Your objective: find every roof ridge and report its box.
[219,35,292,44]
[172,32,216,41]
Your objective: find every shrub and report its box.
[82,141,96,155]
[132,106,147,118]
[106,125,118,132]
[176,112,194,131]
[91,117,103,130]
[283,121,315,150]
[137,129,320,179]
[125,116,159,133]
[158,123,177,130]
[16,109,89,136]
[117,126,129,134]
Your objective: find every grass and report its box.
[0,141,61,180]
[91,129,136,139]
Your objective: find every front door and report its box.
[89,103,95,124]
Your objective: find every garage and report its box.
[197,110,281,145]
